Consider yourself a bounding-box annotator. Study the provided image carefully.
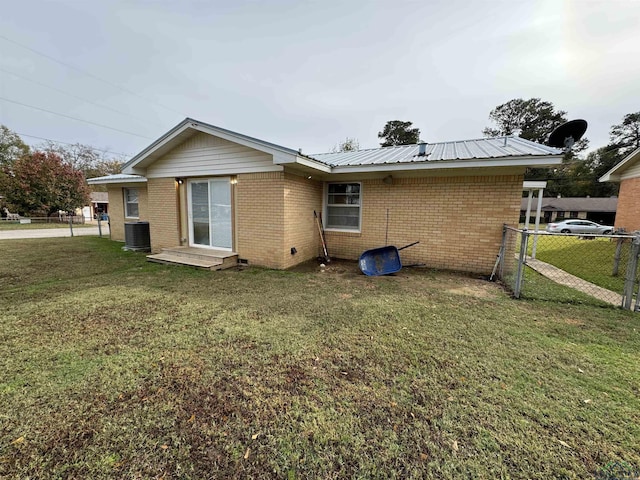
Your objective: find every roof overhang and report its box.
[87,174,148,185]
[599,147,640,182]
[327,154,563,175]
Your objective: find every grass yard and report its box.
[0,238,639,479]
[0,221,95,230]
[525,234,633,293]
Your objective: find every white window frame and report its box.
[124,188,139,219]
[324,182,362,233]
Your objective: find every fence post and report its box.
[513,230,529,299]
[622,235,640,310]
[498,225,507,281]
[612,237,625,276]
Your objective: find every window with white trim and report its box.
[326,182,361,230]
[124,188,139,218]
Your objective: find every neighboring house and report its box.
[83,192,109,220]
[599,147,640,232]
[88,118,562,274]
[519,197,618,225]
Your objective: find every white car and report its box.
[546,219,613,235]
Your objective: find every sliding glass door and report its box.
[188,178,232,249]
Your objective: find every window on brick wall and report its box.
[124,188,139,218]
[325,182,361,231]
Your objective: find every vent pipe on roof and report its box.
[417,142,427,156]
[504,137,508,147]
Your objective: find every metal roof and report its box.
[309,136,562,167]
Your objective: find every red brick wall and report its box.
[615,177,640,232]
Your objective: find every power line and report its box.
[0,33,187,119]
[0,96,153,139]
[0,66,167,129]
[16,131,132,158]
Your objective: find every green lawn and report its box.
[525,234,633,293]
[0,238,639,479]
[0,221,95,230]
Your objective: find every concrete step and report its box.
[147,253,223,269]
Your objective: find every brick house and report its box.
[88,118,562,274]
[599,147,640,232]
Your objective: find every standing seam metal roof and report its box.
[309,136,562,167]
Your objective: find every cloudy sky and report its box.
[0,0,638,160]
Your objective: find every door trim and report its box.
[187,177,233,250]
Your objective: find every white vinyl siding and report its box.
[145,132,282,178]
[621,161,640,180]
[325,182,361,231]
[124,188,139,218]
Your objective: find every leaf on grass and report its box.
[160,444,168,450]
[578,368,584,373]
[558,440,571,449]
[583,399,592,404]
[244,447,251,459]
[251,433,260,440]
[11,436,24,445]
[452,440,459,451]
[420,453,428,461]
[188,414,196,423]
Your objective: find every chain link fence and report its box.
[495,226,640,311]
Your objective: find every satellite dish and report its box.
[548,119,588,150]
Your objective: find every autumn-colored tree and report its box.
[3,151,90,216]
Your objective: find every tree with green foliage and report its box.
[609,111,640,155]
[38,141,124,180]
[378,120,420,147]
[2,151,90,216]
[0,125,30,167]
[331,137,360,153]
[483,98,568,144]
[0,126,31,200]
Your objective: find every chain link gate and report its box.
[495,225,640,311]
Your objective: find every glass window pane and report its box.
[326,183,360,230]
[326,206,359,228]
[124,188,139,218]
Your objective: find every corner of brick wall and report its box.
[282,173,323,269]
[235,172,285,268]
[615,177,640,232]
[107,184,149,242]
[147,178,179,252]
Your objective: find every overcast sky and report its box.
[0,0,638,160]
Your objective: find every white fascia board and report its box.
[599,147,640,183]
[273,154,332,173]
[330,155,563,175]
[87,176,148,185]
[295,156,332,173]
